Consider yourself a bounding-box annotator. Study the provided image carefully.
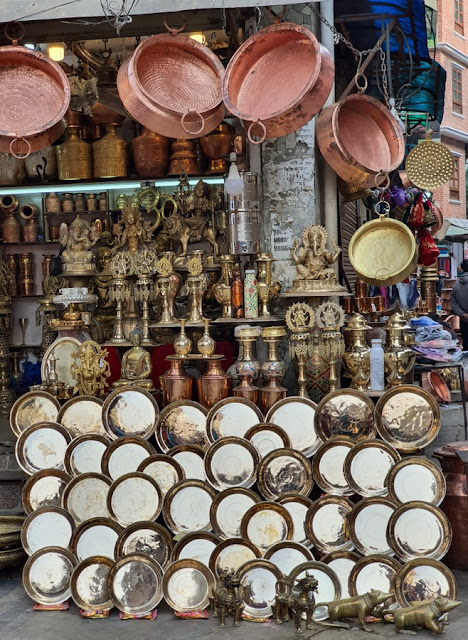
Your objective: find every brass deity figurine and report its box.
[90,245,115,341]
[70,340,111,397]
[316,301,345,393]
[114,199,159,254]
[113,328,153,390]
[286,302,315,398]
[61,215,99,276]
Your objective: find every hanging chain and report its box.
[379,47,391,108]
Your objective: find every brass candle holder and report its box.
[134,250,158,346]
[285,302,315,398]
[185,256,206,325]
[261,325,287,382]
[316,302,345,393]
[109,253,133,345]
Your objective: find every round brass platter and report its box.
[101,436,155,480]
[238,558,283,618]
[163,558,215,612]
[22,469,71,514]
[406,137,454,190]
[22,546,78,605]
[115,521,173,569]
[70,517,122,561]
[394,558,457,608]
[314,390,376,442]
[322,551,362,599]
[305,496,354,553]
[289,561,341,621]
[348,497,396,556]
[107,472,163,527]
[10,390,60,438]
[210,487,261,539]
[244,422,291,458]
[64,434,109,477]
[258,448,313,500]
[171,531,220,567]
[263,541,314,576]
[157,400,208,452]
[21,506,75,556]
[168,444,206,481]
[137,454,185,497]
[386,456,446,506]
[343,439,400,497]
[240,501,294,551]
[349,554,402,603]
[102,386,159,440]
[163,479,216,535]
[16,422,72,475]
[62,472,112,524]
[207,397,264,441]
[209,537,262,577]
[204,436,260,491]
[266,396,321,457]
[70,555,114,611]
[108,553,164,614]
[277,494,314,547]
[57,396,105,438]
[312,438,354,495]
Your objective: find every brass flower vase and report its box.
[235,328,261,382]
[174,319,192,357]
[213,255,234,318]
[384,313,416,387]
[233,372,259,405]
[160,358,193,405]
[197,319,215,357]
[342,313,371,391]
[196,358,231,409]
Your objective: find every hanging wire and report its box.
[99,0,139,34]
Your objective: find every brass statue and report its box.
[113,328,153,390]
[316,590,393,631]
[273,575,295,624]
[211,571,244,628]
[70,340,110,397]
[388,597,461,635]
[89,245,115,341]
[61,215,99,276]
[316,301,345,393]
[273,573,319,634]
[114,199,159,255]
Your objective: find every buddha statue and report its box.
[90,245,115,341]
[112,328,154,390]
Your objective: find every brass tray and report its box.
[22,469,71,514]
[305,496,354,553]
[163,479,216,535]
[277,494,313,548]
[10,390,60,438]
[163,558,215,612]
[108,553,164,614]
[115,521,173,569]
[70,555,114,611]
[238,559,283,618]
[394,558,457,608]
[102,386,159,440]
[62,472,112,524]
[70,517,121,562]
[263,541,314,576]
[289,560,341,621]
[244,422,291,458]
[209,537,261,577]
[204,436,260,491]
[322,551,361,599]
[387,457,446,506]
[265,396,321,457]
[348,497,396,556]
[64,434,109,477]
[314,390,376,441]
[41,336,81,388]
[22,546,78,605]
[312,438,354,496]
[107,472,163,527]
[387,501,452,562]
[406,135,454,190]
[101,436,155,480]
[207,397,264,442]
[375,386,441,452]
[21,507,74,556]
[240,501,293,551]
[210,487,261,539]
[258,448,313,500]
[343,439,401,497]
[137,454,185,498]
[16,422,71,475]
[168,444,206,481]
[349,554,402,604]
[157,400,208,452]
[0,515,24,550]
[57,396,105,438]
[171,532,220,567]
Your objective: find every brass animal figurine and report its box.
[274,573,319,634]
[316,589,393,631]
[211,571,244,628]
[388,597,461,635]
[273,575,295,624]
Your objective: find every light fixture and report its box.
[224,153,244,197]
[47,42,65,62]
[190,32,205,44]
[389,98,405,132]
[24,43,35,50]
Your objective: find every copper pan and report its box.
[316,94,405,188]
[421,371,451,404]
[223,22,334,143]
[0,119,66,157]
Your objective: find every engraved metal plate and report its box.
[277,494,313,547]
[157,400,208,452]
[258,448,313,500]
[263,541,314,576]
[344,439,400,497]
[387,457,446,506]
[171,532,220,567]
[107,472,163,527]
[305,496,353,553]
[169,444,206,481]
[289,561,341,621]
[322,551,361,599]
[204,436,259,491]
[209,537,261,577]
[16,422,71,475]
[210,488,261,539]
[314,390,376,442]
[349,554,402,604]
[163,559,214,612]
[348,497,396,556]
[58,396,105,438]
[70,518,121,562]
[387,501,451,561]
[102,386,159,440]
[62,472,112,523]
[10,390,60,438]
[207,397,264,441]
[137,454,185,498]
[238,559,283,618]
[163,480,216,535]
[313,438,354,496]
[64,434,109,477]
[240,501,293,551]
[101,437,155,480]
[115,522,173,569]
[394,558,457,608]
[266,396,321,457]
[21,507,74,556]
[42,336,81,388]
[244,422,291,459]
[108,554,163,614]
[22,469,71,514]
[23,546,77,605]
[70,556,113,610]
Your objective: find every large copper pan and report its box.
[0,119,66,157]
[223,22,334,143]
[316,94,404,188]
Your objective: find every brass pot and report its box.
[199,122,233,174]
[132,127,170,178]
[93,124,128,178]
[20,204,40,243]
[56,125,93,180]
[0,154,26,186]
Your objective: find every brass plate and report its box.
[238,559,283,618]
[375,386,441,452]
[108,553,164,614]
[387,457,446,506]
[314,390,376,442]
[57,396,105,438]
[312,438,354,496]
[266,396,321,457]
[406,138,454,190]
[70,555,114,611]
[240,501,294,551]
[207,397,264,441]
[343,439,401,497]
[101,436,155,480]
[209,537,262,577]
[171,532,220,567]
[258,448,313,500]
[348,497,396,556]
[41,336,81,388]
[16,422,71,475]
[70,517,121,561]
[116,521,173,569]
[107,472,163,527]
[21,507,74,556]
[289,561,341,621]
[22,469,71,514]
[277,494,314,548]
[244,422,291,458]
[163,559,215,612]
[349,554,402,604]
[394,558,457,608]
[169,444,206,481]
[387,501,452,562]
[204,436,260,491]
[137,454,185,498]
[102,386,159,440]
[64,434,109,477]
[22,546,77,605]
[62,472,112,524]
[10,390,60,438]
[322,551,361,599]
[0,516,24,550]
[163,479,216,535]
[305,496,354,553]
[263,541,314,576]
[210,487,261,539]
[157,400,208,452]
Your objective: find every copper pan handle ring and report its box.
[163,13,186,35]
[181,110,205,136]
[4,21,25,45]
[247,120,267,145]
[375,171,390,191]
[354,72,368,94]
[374,200,391,219]
[9,137,31,159]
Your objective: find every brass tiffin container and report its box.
[56,125,93,180]
[93,124,128,178]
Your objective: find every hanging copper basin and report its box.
[316,94,404,188]
[223,22,334,143]
[0,119,66,157]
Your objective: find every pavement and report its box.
[0,566,466,640]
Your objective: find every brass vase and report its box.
[197,319,215,357]
[261,326,287,382]
[196,359,231,409]
[132,128,170,178]
[93,124,128,178]
[213,254,237,318]
[384,313,416,387]
[160,358,193,405]
[342,313,371,391]
[256,253,281,316]
[167,139,199,176]
[235,328,261,382]
[174,319,192,357]
[56,125,93,180]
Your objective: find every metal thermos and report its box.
[227,172,261,254]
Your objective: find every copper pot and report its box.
[445,314,460,331]
[160,359,193,405]
[199,122,234,174]
[316,94,405,188]
[223,22,333,143]
[132,128,170,178]
[196,360,231,409]
[421,371,451,403]
[167,139,199,176]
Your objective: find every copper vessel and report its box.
[93,124,127,178]
[199,123,234,174]
[20,204,39,243]
[421,371,451,404]
[167,139,199,176]
[223,22,333,142]
[316,94,405,188]
[1,203,20,243]
[0,118,66,157]
[260,374,287,414]
[233,373,259,404]
[160,359,193,405]
[132,128,170,178]
[56,125,93,180]
[196,359,231,410]
[45,192,61,213]
[0,154,26,186]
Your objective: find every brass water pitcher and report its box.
[93,124,128,178]
[384,313,415,387]
[56,125,93,180]
[342,313,371,391]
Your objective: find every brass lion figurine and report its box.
[388,597,461,635]
[211,570,244,628]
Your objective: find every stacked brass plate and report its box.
[168,444,206,480]
[107,472,163,526]
[10,390,60,437]
[62,472,112,523]
[102,386,159,440]
[386,457,446,506]
[101,436,155,480]
[238,559,283,618]
[210,487,261,539]
[137,454,185,497]
[244,423,291,459]
[240,501,293,551]
[207,397,264,441]
[405,131,454,190]
[343,439,400,497]
[171,531,220,566]
[313,438,354,495]
[204,436,260,491]
[258,448,313,500]
[23,546,77,605]
[277,494,314,547]
[108,553,164,614]
[157,401,208,452]
[209,537,261,577]
[64,434,109,476]
[70,517,122,561]
[57,396,105,437]
[348,497,396,555]
[162,558,215,612]
[394,558,457,608]
[305,496,354,553]
[163,479,216,534]
[21,507,74,556]
[314,390,375,441]
[22,469,71,513]
[70,556,114,611]
[116,521,173,568]
[349,554,402,604]
[322,551,361,599]
[16,422,71,475]
[265,396,321,457]
[263,541,314,575]
[289,561,341,621]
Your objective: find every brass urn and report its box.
[342,313,371,391]
[56,125,93,180]
[384,313,416,387]
[93,124,128,178]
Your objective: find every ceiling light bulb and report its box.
[224,152,244,197]
[190,33,205,44]
[47,43,65,61]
